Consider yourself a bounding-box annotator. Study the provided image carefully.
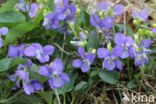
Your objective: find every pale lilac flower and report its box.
[97,46,123,70]
[39,58,70,89]
[132,9,149,21]
[114,33,134,59]
[72,46,96,72]
[70,32,87,46]
[24,43,55,63]
[17,70,43,95]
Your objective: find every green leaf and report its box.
[115,24,124,33]
[87,32,98,51]
[127,80,137,88]
[115,24,133,35]
[75,4,88,26]
[74,81,87,91]
[0,58,26,72]
[98,70,120,84]
[29,71,49,83]
[38,92,53,104]
[126,23,133,35]
[46,0,54,11]
[79,78,93,94]
[57,70,78,94]
[150,46,156,54]
[6,22,37,43]
[90,70,100,77]
[30,64,38,72]
[13,94,41,104]
[0,11,26,23]
[0,0,18,13]
[146,55,154,70]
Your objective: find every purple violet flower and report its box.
[56,0,76,22]
[132,9,149,21]
[8,43,25,58]
[43,12,60,29]
[0,37,3,48]
[97,1,124,16]
[24,43,55,63]
[0,27,8,48]
[17,0,38,17]
[39,58,70,89]
[129,38,151,66]
[72,46,96,72]
[114,33,134,59]
[59,24,72,34]
[90,14,114,29]
[97,1,109,12]
[17,70,43,95]
[97,46,123,71]
[140,38,151,49]
[152,28,156,34]
[0,27,8,36]
[7,73,20,90]
[8,43,32,69]
[28,3,38,17]
[113,4,124,16]
[134,50,149,66]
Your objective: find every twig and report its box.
[112,92,119,104]
[124,11,127,35]
[53,43,73,56]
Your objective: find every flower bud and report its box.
[97,10,103,17]
[107,42,112,51]
[152,23,156,27]
[134,34,139,40]
[133,18,141,25]
[76,8,81,15]
[149,31,154,36]
[43,9,49,16]
[91,49,96,54]
[138,28,142,33]
[78,41,87,47]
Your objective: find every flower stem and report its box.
[0,90,24,103]
[63,93,66,104]
[55,88,61,104]
[127,58,131,80]
[61,33,66,60]
[68,22,78,38]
